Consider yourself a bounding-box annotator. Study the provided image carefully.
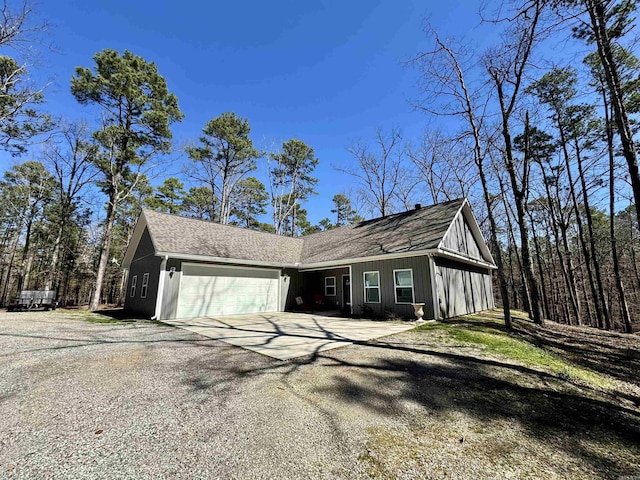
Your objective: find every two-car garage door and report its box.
[176,264,280,318]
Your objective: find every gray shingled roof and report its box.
[143,210,304,265]
[300,198,464,264]
[141,198,465,266]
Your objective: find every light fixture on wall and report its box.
[169,267,176,278]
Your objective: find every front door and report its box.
[342,275,351,312]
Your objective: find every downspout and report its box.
[428,255,440,321]
[151,255,168,320]
[348,265,353,316]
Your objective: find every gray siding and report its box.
[441,212,483,261]
[124,227,161,317]
[316,267,349,310]
[351,257,433,319]
[281,267,306,311]
[434,257,494,318]
[161,269,180,320]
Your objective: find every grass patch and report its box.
[55,307,148,325]
[82,314,132,324]
[416,311,612,390]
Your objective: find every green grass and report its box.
[54,308,148,324]
[416,311,612,390]
[82,314,131,324]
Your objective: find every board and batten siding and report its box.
[441,211,483,260]
[350,256,433,319]
[434,257,494,318]
[316,267,349,310]
[124,227,161,317]
[281,267,306,311]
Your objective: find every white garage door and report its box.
[176,264,280,318]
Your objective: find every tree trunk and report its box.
[585,0,640,229]
[574,139,611,329]
[527,209,551,320]
[502,112,543,324]
[555,115,603,328]
[502,182,527,312]
[603,96,633,332]
[46,223,64,291]
[16,216,34,294]
[89,195,118,311]
[479,171,512,329]
[537,166,580,324]
[0,230,20,305]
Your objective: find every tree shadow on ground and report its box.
[315,352,639,478]
[224,330,640,479]
[91,308,147,320]
[514,320,640,386]
[4,312,640,477]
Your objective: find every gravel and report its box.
[0,311,372,479]
[1,310,639,479]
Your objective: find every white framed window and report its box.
[325,276,336,296]
[394,269,415,304]
[141,273,149,298]
[130,275,137,297]
[363,271,380,303]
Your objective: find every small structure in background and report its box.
[8,290,58,311]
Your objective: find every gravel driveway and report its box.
[1,310,406,479]
[3,310,633,479]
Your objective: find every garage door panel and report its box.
[176,265,279,319]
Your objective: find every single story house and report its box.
[122,198,496,321]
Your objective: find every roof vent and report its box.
[414,203,422,210]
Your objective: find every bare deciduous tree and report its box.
[338,126,403,218]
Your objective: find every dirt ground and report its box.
[1,309,639,479]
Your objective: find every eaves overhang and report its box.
[298,248,497,272]
[155,251,300,270]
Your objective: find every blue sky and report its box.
[2,0,491,224]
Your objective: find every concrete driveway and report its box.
[163,312,415,360]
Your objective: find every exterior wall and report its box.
[434,257,494,319]
[351,256,433,319]
[441,212,483,260]
[124,227,161,317]
[314,267,349,310]
[281,268,307,311]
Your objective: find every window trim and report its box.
[393,268,415,304]
[324,276,336,296]
[130,275,137,298]
[141,273,149,299]
[363,271,381,304]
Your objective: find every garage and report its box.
[176,264,280,319]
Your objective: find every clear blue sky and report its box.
[3,0,489,224]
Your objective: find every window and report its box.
[364,271,380,303]
[325,276,336,296]
[130,275,137,297]
[394,269,414,304]
[141,273,149,298]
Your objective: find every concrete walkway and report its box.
[163,312,415,360]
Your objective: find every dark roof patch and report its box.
[300,198,464,264]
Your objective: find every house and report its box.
[122,198,496,321]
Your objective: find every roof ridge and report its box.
[301,198,466,240]
[142,208,304,242]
